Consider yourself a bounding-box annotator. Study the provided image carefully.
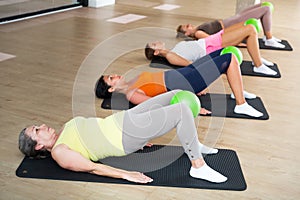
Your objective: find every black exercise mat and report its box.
[240,61,281,78]
[16,145,247,191]
[258,38,292,51]
[198,93,269,120]
[150,57,281,78]
[150,56,182,69]
[101,93,269,120]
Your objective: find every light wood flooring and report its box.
[0,0,300,199]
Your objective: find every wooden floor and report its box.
[1,0,300,199]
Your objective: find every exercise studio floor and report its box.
[1,0,299,199]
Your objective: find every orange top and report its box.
[129,72,167,96]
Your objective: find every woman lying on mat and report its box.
[19,90,228,183]
[95,49,263,118]
[147,22,277,75]
[176,2,285,48]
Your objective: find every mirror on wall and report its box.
[0,0,85,23]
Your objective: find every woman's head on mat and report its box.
[95,74,125,98]
[18,124,56,158]
[145,41,166,60]
[177,24,196,36]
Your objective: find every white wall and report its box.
[235,0,261,13]
[89,0,115,8]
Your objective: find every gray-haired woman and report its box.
[19,90,227,184]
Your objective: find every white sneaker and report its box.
[265,38,285,48]
[253,64,277,75]
[262,36,281,42]
[234,102,263,118]
[190,165,228,183]
[231,91,256,99]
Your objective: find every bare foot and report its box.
[197,88,208,96]
[140,143,153,150]
[237,42,247,47]
[200,108,212,115]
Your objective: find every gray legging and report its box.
[122,90,201,161]
[222,3,272,32]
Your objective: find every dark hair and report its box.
[18,128,50,158]
[95,75,112,99]
[177,25,184,34]
[145,43,155,60]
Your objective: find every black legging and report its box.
[164,48,231,93]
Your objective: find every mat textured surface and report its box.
[257,38,293,51]
[16,145,247,191]
[240,61,281,78]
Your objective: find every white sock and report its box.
[234,102,263,117]
[263,36,281,42]
[190,164,227,183]
[253,64,277,75]
[198,142,218,154]
[265,38,285,48]
[252,58,274,67]
[231,90,256,99]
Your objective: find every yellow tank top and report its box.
[129,71,167,96]
[53,112,126,161]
